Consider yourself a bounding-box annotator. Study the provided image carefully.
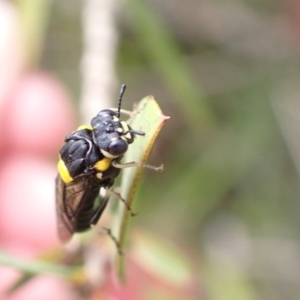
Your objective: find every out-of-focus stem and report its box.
[80,0,119,124]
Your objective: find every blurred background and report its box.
[1,0,300,299]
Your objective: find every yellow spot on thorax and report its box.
[57,159,73,184]
[77,125,93,131]
[94,157,112,171]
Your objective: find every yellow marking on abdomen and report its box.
[94,157,112,171]
[57,159,73,184]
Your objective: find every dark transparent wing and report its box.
[55,175,89,242]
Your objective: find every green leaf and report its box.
[0,250,82,281]
[2,247,85,293]
[113,96,169,281]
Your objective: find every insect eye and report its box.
[108,139,128,156]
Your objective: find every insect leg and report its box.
[112,108,132,116]
[69,134,93,160]
[89,196,123,254]
[91,225,124,255]
[90,195,109,226]
[67,133,97,171]
[106,188,137,216]
[112,161,164,172]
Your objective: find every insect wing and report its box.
[55,175,89,242]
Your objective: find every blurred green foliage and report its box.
[41,0,300,299]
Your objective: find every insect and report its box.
[55,84,162,244]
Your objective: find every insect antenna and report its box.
[117,84,126,118]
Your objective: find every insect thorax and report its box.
[58,128,122,184]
